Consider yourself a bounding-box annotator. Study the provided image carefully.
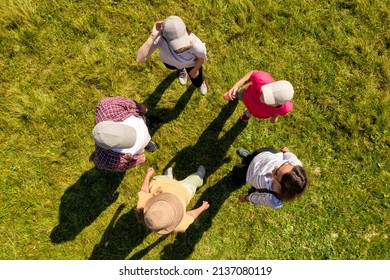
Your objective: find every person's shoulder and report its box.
[153,35,165,46]
[190,33,201,42]
[252,70,274,81]
[281,100,293,112]
[190,34,206,48]
[175,214,194,232]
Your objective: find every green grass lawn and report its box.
[0,0,389,260]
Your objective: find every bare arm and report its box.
[224,70,255,100]
[186,201,210,219]
[140,167,155,193]
[189,58,205,78]
[135,21,162,62]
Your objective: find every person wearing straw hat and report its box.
[136,15,208,95]
[224,70,294,123]
[92,97,158,172]
[136,166,210,235]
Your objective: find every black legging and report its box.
[232,147,278,184]
[163,63,204,88]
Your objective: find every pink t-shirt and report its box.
[243,71,293,119]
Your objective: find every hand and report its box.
[201,201,210,210]
[140,154,146,163]
[224,86,238,100]
[187,201,210,219]
[151,21,163,37]
[139,103,148,113]
[189,68,199,78]
[281,147,290,153]
[147,167,155,176]
[238,195,248,202]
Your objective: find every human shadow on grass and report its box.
[50,167,124,244]
[88,204,168,259]
[89,101,246,260]
[161,177,244,259]
[142,72,195,137]
[163,100,246,181]
[157,101,247,259]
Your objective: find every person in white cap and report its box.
[136,166,210,235]
[136,15,208,95]
[224,70,294,123]
[92,97,158,172]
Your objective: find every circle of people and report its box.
[91,16,309,235]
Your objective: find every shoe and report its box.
[223,173,234,183]
[178,69,187,85]
[197,165,206,179]
[240,110,251,123]
[164,167,173,179]
[237,148,250,159]
[145,141,159,152]
[199,81,207,95]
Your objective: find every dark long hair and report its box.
[279,165,308,201]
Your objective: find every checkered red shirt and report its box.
[94,97,147,172]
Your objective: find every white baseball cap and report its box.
[261,80,294,105]
[92,121,136,149]
[162,16,191,51]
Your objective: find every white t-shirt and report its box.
[112,116,151,155]
[154,33,207,69]
[246,151,302,208]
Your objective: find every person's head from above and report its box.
[260,80,294,106]
[162,15,192,53]
[143,193,184,235]
[272,162,308,201]
[92,121,136,149]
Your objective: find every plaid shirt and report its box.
[94,97,147,172]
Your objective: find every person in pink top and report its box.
[224,70,294,123]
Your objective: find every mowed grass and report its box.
[0,0,389,259]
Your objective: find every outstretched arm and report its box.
[224,70,255,100]
[186,201,210,219]
[136,21,162,62]
[140,167,155,193]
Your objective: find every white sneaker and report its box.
[199,81,207,95]
[178,69,187,85]
[197,165,206,179]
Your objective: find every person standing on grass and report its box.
[230,146,308,209]
[224,70,294,123]
[136,15,208,95]
[136,166,210,235]
[92,96,159,172]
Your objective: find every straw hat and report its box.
[143,193,184,235]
